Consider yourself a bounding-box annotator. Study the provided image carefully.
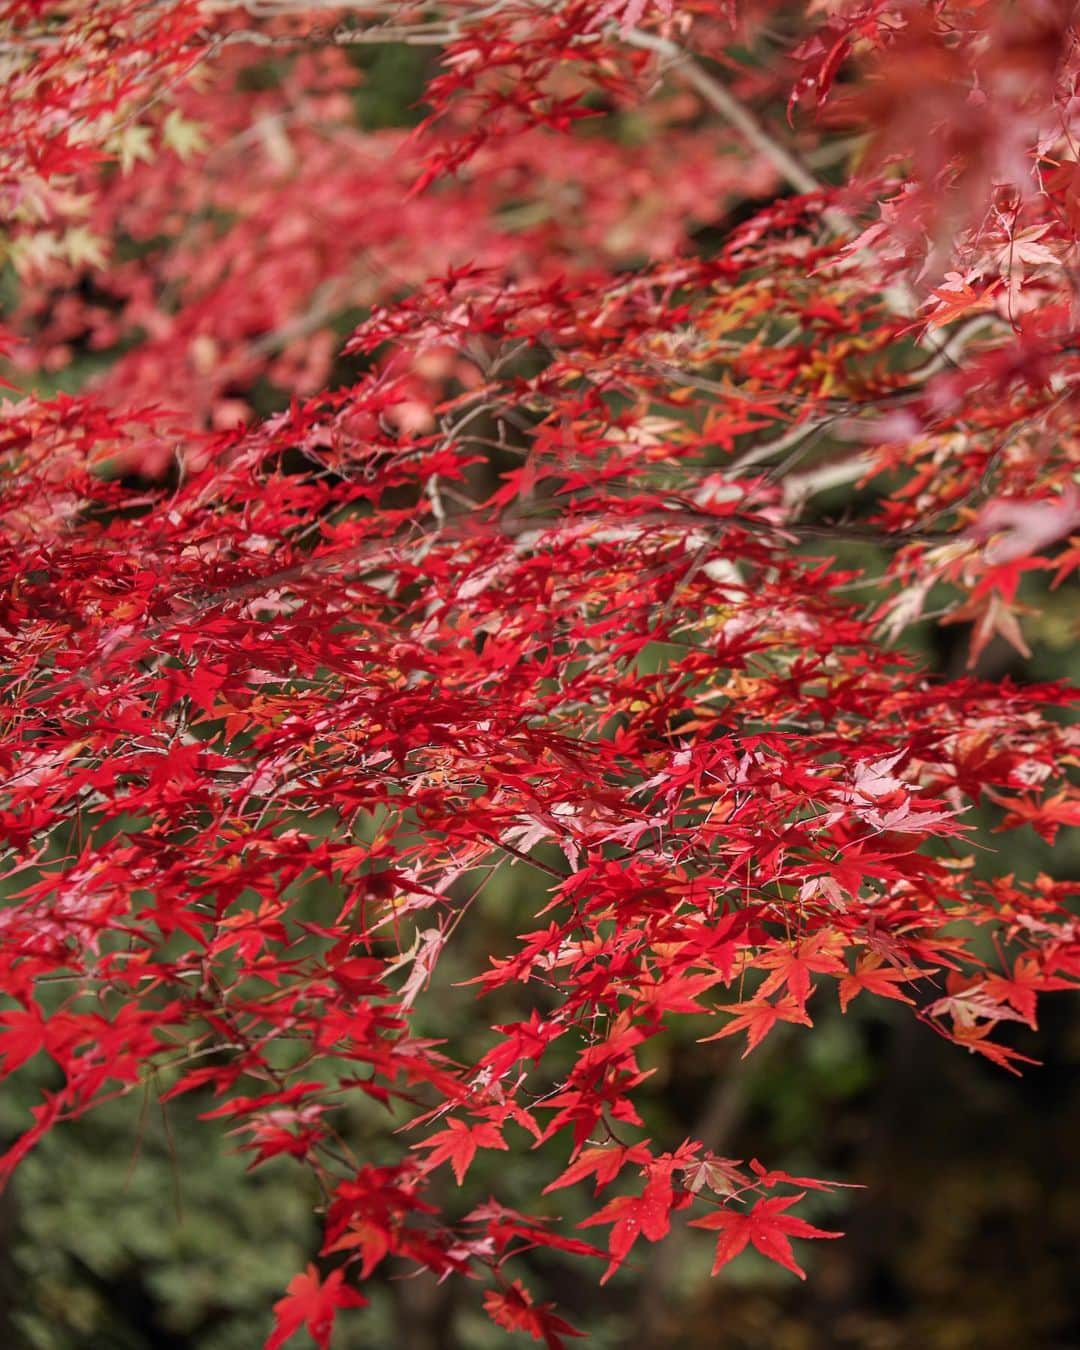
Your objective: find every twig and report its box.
[623,29,822,199]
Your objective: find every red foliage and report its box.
[690,1191,842,1279]
[1,1,1079,1345]
[268,1266,367,1350]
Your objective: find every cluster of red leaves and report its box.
[0,0,207,272]
[1,2,1079,1347]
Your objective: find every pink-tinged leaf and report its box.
[970,486,1080,565]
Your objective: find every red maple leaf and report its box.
[2,0,1079,1340]
[578,1168,685,1283]
[483,1281,584,1349]
[838,953,920,1013]
[700,994,813,1055]
[756,933,847,1010]
[0,1005,47,1074]
[981,956,1077,1029]
[266,1266,366,1350]
[543,1142,652,1195]
[412,1117,508,1185]
[689,1193,842,1279]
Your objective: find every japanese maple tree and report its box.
[1,0,1078,1346]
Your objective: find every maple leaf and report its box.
[747,1159,859,1194]
[161,109,208,161]
[578,1170,680,1284]
[478,1010,564,1081]
[543,1142,652,1195]
[463,1200,605,1260]
[386,925,446,1010]
[629,969,726,1014]
[940,590,1035,668]
[681,1154,747,1198]
[111,123,155,176]
[593,0,672,38]
[925,982,1033,1031]
[981,956,1077,1028]
[266,1266,366,1350]
[919,274,997,329]
[3,0,1080,1338]
[483,1281,584,1349]
[0,1005,47,1074]
[689,1193,842,1278]
[969,486,1080,565]
[1044,159,1080,232]
[838,953,919,1013]
[1050,535,1080,588]
[756,933,847,1010]
[323,1218,391,1279]
[986,788,1080,844]
[991,224,1059,280]
[412,1117,508,1185]
[944,1021,1041,1076]
[699,995,813,1056]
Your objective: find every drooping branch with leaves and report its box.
[0,2,1078,1346]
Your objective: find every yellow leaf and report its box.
[112,123,154,174]
[64,226,106,269]
[161,109,207,161]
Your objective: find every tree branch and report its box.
[624,28,822,198]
